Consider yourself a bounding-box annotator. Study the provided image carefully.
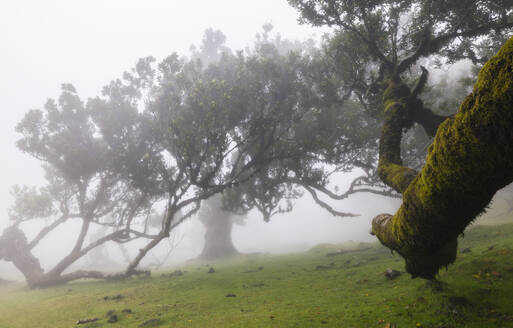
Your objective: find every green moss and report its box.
[373,36,513,279]
[378,79,417,193]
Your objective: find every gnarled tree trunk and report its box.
[0,226,45,287]
[0,225,147,288]
[199,214,238,260]
[372,37,513,279]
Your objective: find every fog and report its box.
[0,0,469,280]
[0,0,325,222]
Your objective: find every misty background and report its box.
[1,0,477,279]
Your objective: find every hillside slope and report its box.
[1,224,513,328]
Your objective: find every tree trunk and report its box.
[0,225,145,288]
[0,226,45,287]
[199,214,238,260]
[372,37,513,279]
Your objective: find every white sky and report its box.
[0,1,403,277]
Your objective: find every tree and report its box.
[289,0,513,278]
[0,85,159,287]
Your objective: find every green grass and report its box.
[1,223,513,328]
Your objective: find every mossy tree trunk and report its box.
[372,37,513,279]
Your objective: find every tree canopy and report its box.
[289,0,513,278]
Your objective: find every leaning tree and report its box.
[0,85,160,288]
[289,0,513,278]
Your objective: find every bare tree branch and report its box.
[301,184,359,217]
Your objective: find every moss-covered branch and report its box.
[377,79,418,193]
[372,37,513,279]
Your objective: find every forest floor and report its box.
[1,222,513,328]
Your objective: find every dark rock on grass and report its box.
[104,294,123,301]
[122,309,133,314]
[77,318,99,325]
[461,247,472,254]
[208,267,216,274]
[108,314,118,323]
[384,268,401,280]
[316,265,330,270]
[225,293,237,297]
[161,270,184,278]
[139,318,161,327]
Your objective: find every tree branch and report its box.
[302,184,359,217]
[28,215,70,250]
[398,21,513,74]
[47,227,123,277]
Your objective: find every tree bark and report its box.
[0,226,45,287]
[372,37,513,279]
[199,214,238,260]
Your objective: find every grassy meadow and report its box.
[1,223,513,328]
